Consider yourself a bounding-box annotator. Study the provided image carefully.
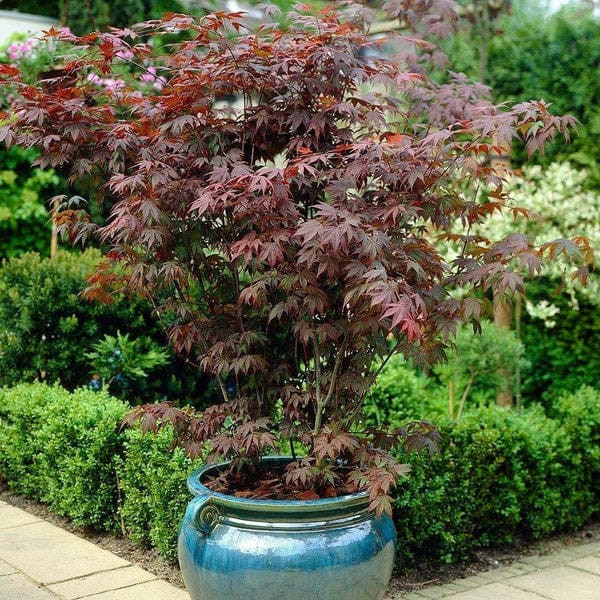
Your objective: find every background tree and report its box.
[1,0,187,35]
[447,3,600,186]
[458,0,512,84]
[434,321,527,418]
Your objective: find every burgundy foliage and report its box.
[0,2,589,514]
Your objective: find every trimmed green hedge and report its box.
[0,383,127,530]
[0,382,598,567]
[394,397,600,566]
[116,426,201,561]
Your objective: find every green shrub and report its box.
[0,383,127,529]
[0,382,57,497]
[446,8,600,185]
[520,279,600,405]
[394,404,596,566]
[117,426,201,561]
[0,250,142,388]
[552,386,600,502]
[0,250,209,404]
[0,147,61,260]
[434,322,528,417]
[363,355,433,426]
[1,382,598,568]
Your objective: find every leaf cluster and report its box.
[85,330,170,393]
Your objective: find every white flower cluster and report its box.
[524,299,560,328]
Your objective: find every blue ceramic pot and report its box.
[178,457,397,600]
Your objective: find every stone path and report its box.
[387,541,600,600]
[1,499,600,599]
[0,501,188,600]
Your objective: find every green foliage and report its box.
[117,426,202,561]
[486,162,600,303]
[86,332,169,396]
[0,146,60,260]
[0,250,208,404]
[0,382,598,567]
[394,402,597,566]
[0,250,145,388]
[434,321,528,417]
[0,383,128,529]
[0,38,65,259]
[553,387,600,501]
[520,278,600,404]
[2,1,58,18]
[60,0,112,35]
[362,355,433,426]
[1,1,187,35]
[0,382,199,554]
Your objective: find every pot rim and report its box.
[187,455,370,514]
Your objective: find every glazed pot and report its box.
[178,457,397,600]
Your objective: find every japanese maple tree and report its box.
[0,1,588,514]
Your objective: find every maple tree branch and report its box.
[314,333,349,436]
[341,339,401,428]
[313,338,323,436]
[216,373,232,405]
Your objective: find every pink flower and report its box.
[6,39,37,61]
[102,78,126,90]
[153,77,167,91]
[87,73,102,85]
[141,66,167,91]
[86,73,126,91]
[140,66,157,83]
[116,49,135,61]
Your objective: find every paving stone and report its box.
[517,556,541,565]
[456,575,501,587]
[450,577,483,589]
[0,558,18,576]
[47,566,157,599]
[448,582,549,600]
[0,521,129,585]
[436,582,469,593]
[566,555,600,576]
[399,593,431,600]
[569,544,599,557]
[0,503,42,530]
[477,569,510,582]
[512,561,538,573]
[577,541,600,555]
[517,555,553,568]
[81,579,190,600]
[509,565,600,600]
[502,565,531,576]
[544,549,579,564]
[0,572,58,600]
[410,586,447,599]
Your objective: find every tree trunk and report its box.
[494,292,513,406]
[490,132,514,406]
[50,198,59,259]
[478,38,488,85]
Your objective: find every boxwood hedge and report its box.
[0,382,598,566]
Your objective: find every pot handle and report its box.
[186,494,221,536]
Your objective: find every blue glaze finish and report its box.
[178,457,397,600]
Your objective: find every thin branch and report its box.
[456,371,477,421]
